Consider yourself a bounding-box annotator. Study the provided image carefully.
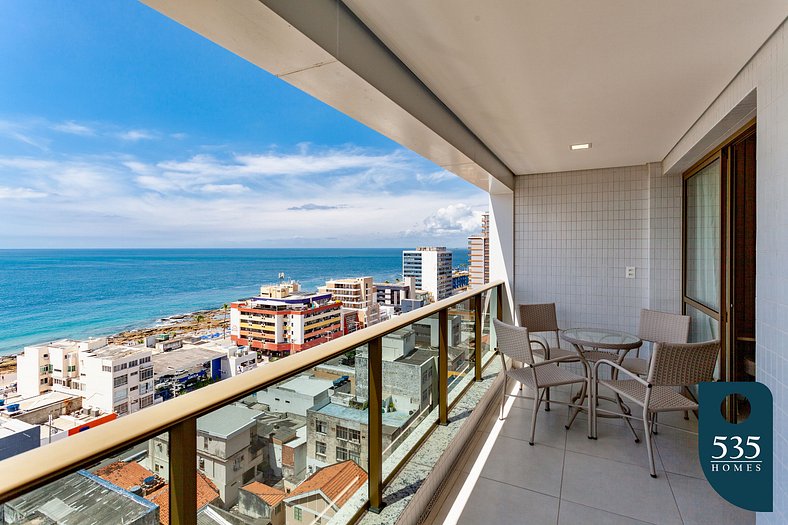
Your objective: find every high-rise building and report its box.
[319,276,381,333]
[230,283,342,356]
[468,212,490,287]
[402,247,453,302]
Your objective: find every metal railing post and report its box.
[368,338,386,513]
[474,294,483,381]
[439,308,449,425]
[170,419,197,525]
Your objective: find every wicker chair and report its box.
[592,340,720,477]
[494,319,591,445]
[621,309,691,376]
[519,303,580,362]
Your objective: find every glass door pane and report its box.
[685,158,721,311]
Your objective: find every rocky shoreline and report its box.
[0,306,232,377]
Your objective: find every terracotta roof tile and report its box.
[285,461,367,508]
[96,462,218,525]
[241,481,286,506]
[95,461,155,491]
[147,473,219,525]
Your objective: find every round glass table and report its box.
[560,328,643,437]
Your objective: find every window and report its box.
[315,441,326,459]
[336,446,349,461]
[139,368,153,381]
[140,356,151,364]
[199,458,205,469]
[113,374,128,388]
[102,365,111,372]
[130,385,138,391]
[128,360,138,368]
[114,402,129,415]
[294,507,302,521]
[139,395,153,409]
[113,388,128,402]
[336,425,360,443]
[315,420,327,434]
[67,365,76,372]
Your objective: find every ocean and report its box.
[0,248,468,356]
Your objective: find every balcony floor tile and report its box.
[457,477,559,525]
[557,500,654,525]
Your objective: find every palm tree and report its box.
[222,303,229,338]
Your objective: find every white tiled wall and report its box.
[661,19,788,524]
[514,164,658,336]
[648,162,682,314]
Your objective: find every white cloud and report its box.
[117,129,157,141]
[200,183,249,194]
[419,203,485,235]
[416,170,455,184]
[51,121,94,136]
[0,186,48,199]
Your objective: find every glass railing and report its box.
[0,281,504,524]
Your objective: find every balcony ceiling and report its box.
[343,0,788,175]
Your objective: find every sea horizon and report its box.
[0,247,469,356]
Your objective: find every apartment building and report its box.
[230,284,342,356]
[467,212,490,288]
[320,276,381,333]
[195,404,266,507]
[16,338,153,417]
[374,276,415,311]
[402,247,453,302]
[76,342,154,416]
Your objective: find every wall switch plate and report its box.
[626,266,636,279]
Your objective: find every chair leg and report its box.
[652,413,659,435]
[545,386,551,412]
[643,409,657,478]
[499,375,507,420]
[565,379,586,430]
[530,388,545,446]
[616,393,640,443]
[587,378,594,439]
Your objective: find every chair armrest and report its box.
[532,355,580,367]
[593,359,651,387]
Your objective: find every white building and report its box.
[16,338,153,416]
[256,375,334,417]
[402,247,453,302]
[196,404,265,507]
[218,347,258,380]
[320,276,381,331]
[74,340,154,416]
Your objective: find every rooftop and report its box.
[284,460,367,509]
[272,374,334,397]
[147,473,219,525]
[313,401,412,429]
[197,404,262,439]
[241,481,286,506]
[84,343,150,360]
[152,345,224,377]
[4,470,157,524]
[0,418,37,438]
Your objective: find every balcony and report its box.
[0,281,745,525]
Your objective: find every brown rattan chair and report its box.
[621,309,691,376]
[494,319,591,445]
[592,340,720,477]
[518,303,580,362]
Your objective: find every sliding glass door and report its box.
[682,124,756,422]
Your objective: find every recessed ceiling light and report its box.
[570,143,591,150]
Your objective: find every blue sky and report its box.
[0,1,486,248]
